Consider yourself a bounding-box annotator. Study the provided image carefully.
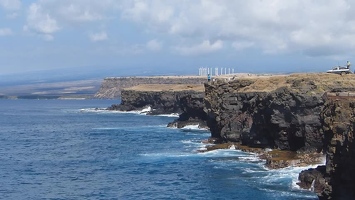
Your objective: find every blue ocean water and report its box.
[0,100,318,200]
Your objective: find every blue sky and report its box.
[1,0,355,76]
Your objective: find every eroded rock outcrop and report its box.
[297,91,355,199]
[201,73,355,199]
[318,92,355,199]
[167,92,208,128]
[108,84,208,127]
[204,74,336,151]
[297,166,326,196]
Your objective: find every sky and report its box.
[1,0,355,76]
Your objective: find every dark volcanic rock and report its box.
[167,93,208,128]
[109,89,203,115]
[187,73,355,199]
[202,73,355,199]
[297,165,326,195]
[317,93,355,200]
[204,77,324,151]
[108,85,208,128]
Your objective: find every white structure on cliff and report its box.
[198,67,235,76]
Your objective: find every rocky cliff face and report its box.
[204,75,330,151]
[109,89,203,115]
[167,93,208,128]
[95,77,206,99]
[105,74,355,198]
[318,92,355,199]
[108,84,207,127]
[297,91,355,199]
[204,74,355,199]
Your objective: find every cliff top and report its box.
[213,73,355,93]
[123,84,205,92]
[105,76,205,79]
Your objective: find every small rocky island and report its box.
[104,73,355,199]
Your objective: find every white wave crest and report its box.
[140,152,196,159]
[238,155,263,163]
[117,106,152,115]
[140,106,152,114]
[181,124,209,131]
[199,148,247,158]
[79,108,115,113]
[157,113,179,117]
[79,106,152,115]
[257,163,324,193]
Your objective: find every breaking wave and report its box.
[79,106,152,115]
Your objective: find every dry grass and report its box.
[230,73,355,93]
[125,84,205,92]
[123,73,355,93]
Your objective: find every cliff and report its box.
[203,73,355,199]
[108,84,207,127]
[204,73,355,152]
[105,73,355,198]
[95,76,206,99]
[297,91,355,199]
[320,92,355,199]
[105,73,355,199]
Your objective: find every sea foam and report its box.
[79,106,152,115]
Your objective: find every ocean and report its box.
[0,99,318,200]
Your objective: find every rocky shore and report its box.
[104,73,355,199]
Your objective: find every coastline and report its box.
[100,72,355,199]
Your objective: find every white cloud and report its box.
[89,31,108,42]
[175,40,223,56]
[0,28,12,36]
[23,0,116,40]
[0,0,21,10]
[17,0,355,57]
[57,2,106,23]
[119,0,355,57]
[24,3,60,40]
[146,39,162,51]
[34,0,116,24]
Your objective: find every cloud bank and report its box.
[5,0,355,57]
